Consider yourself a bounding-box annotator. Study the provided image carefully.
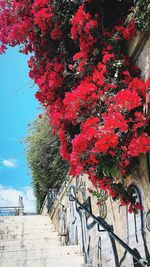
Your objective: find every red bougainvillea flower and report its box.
[122,20,136,40]
[128,202,143,213]
[102,112,128,132]
[111,89,142,112]
[94,130,119,154]
[128,133,150,157]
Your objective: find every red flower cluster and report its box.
[71,5,98,72]
[95,131,119,154]
[0,0,149,212]
[111,89,142,112]
[115,20,136,41]
[64,78,98,122]
[128,133,150,157]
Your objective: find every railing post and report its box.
[19,196,24,216]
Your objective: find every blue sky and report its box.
[0,47,40,211]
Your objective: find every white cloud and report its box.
[0,185,36,212]
[2,159,17,168]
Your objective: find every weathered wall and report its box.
[49,34,150,267]
[50,173,150,267]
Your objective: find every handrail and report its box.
[69,186,149,267]
[0,206,23,209]
[39,188,59,214]
[50,176,73,219]
[0,206,24,216]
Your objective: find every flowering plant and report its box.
[126,0,150,32]
[0,0,149,213]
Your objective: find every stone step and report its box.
[0,225,56,232]
[0,215,50,221]
[0,265,90,267]
[0,220,53,225]
[0,235,60,242]
[0,255,85,267]
[0,223,54,228]
[0,245,82,259]
[0,241,61,251]
[1,264,87,267]
[0,245,81,253]
[0,225,55,232]
[0,227,56,235]
[0,238,61,250]
[0,236,59,242]
[0,231,59,241]
[0,215,88,267]
[0,216,52,225]
[0,219,53,225]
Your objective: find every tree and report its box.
[25,115,69,212]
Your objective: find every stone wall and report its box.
[48,35,150,267]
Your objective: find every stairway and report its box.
[0,215,92,267]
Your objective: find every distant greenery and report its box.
[25,115,69,212]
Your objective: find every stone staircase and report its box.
[0,215,92,267]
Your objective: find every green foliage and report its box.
[127,0,150,32]
[25,115,69,212]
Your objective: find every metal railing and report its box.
[40,189,58,214]
[0,206,24,216]
[69,186,150,267]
